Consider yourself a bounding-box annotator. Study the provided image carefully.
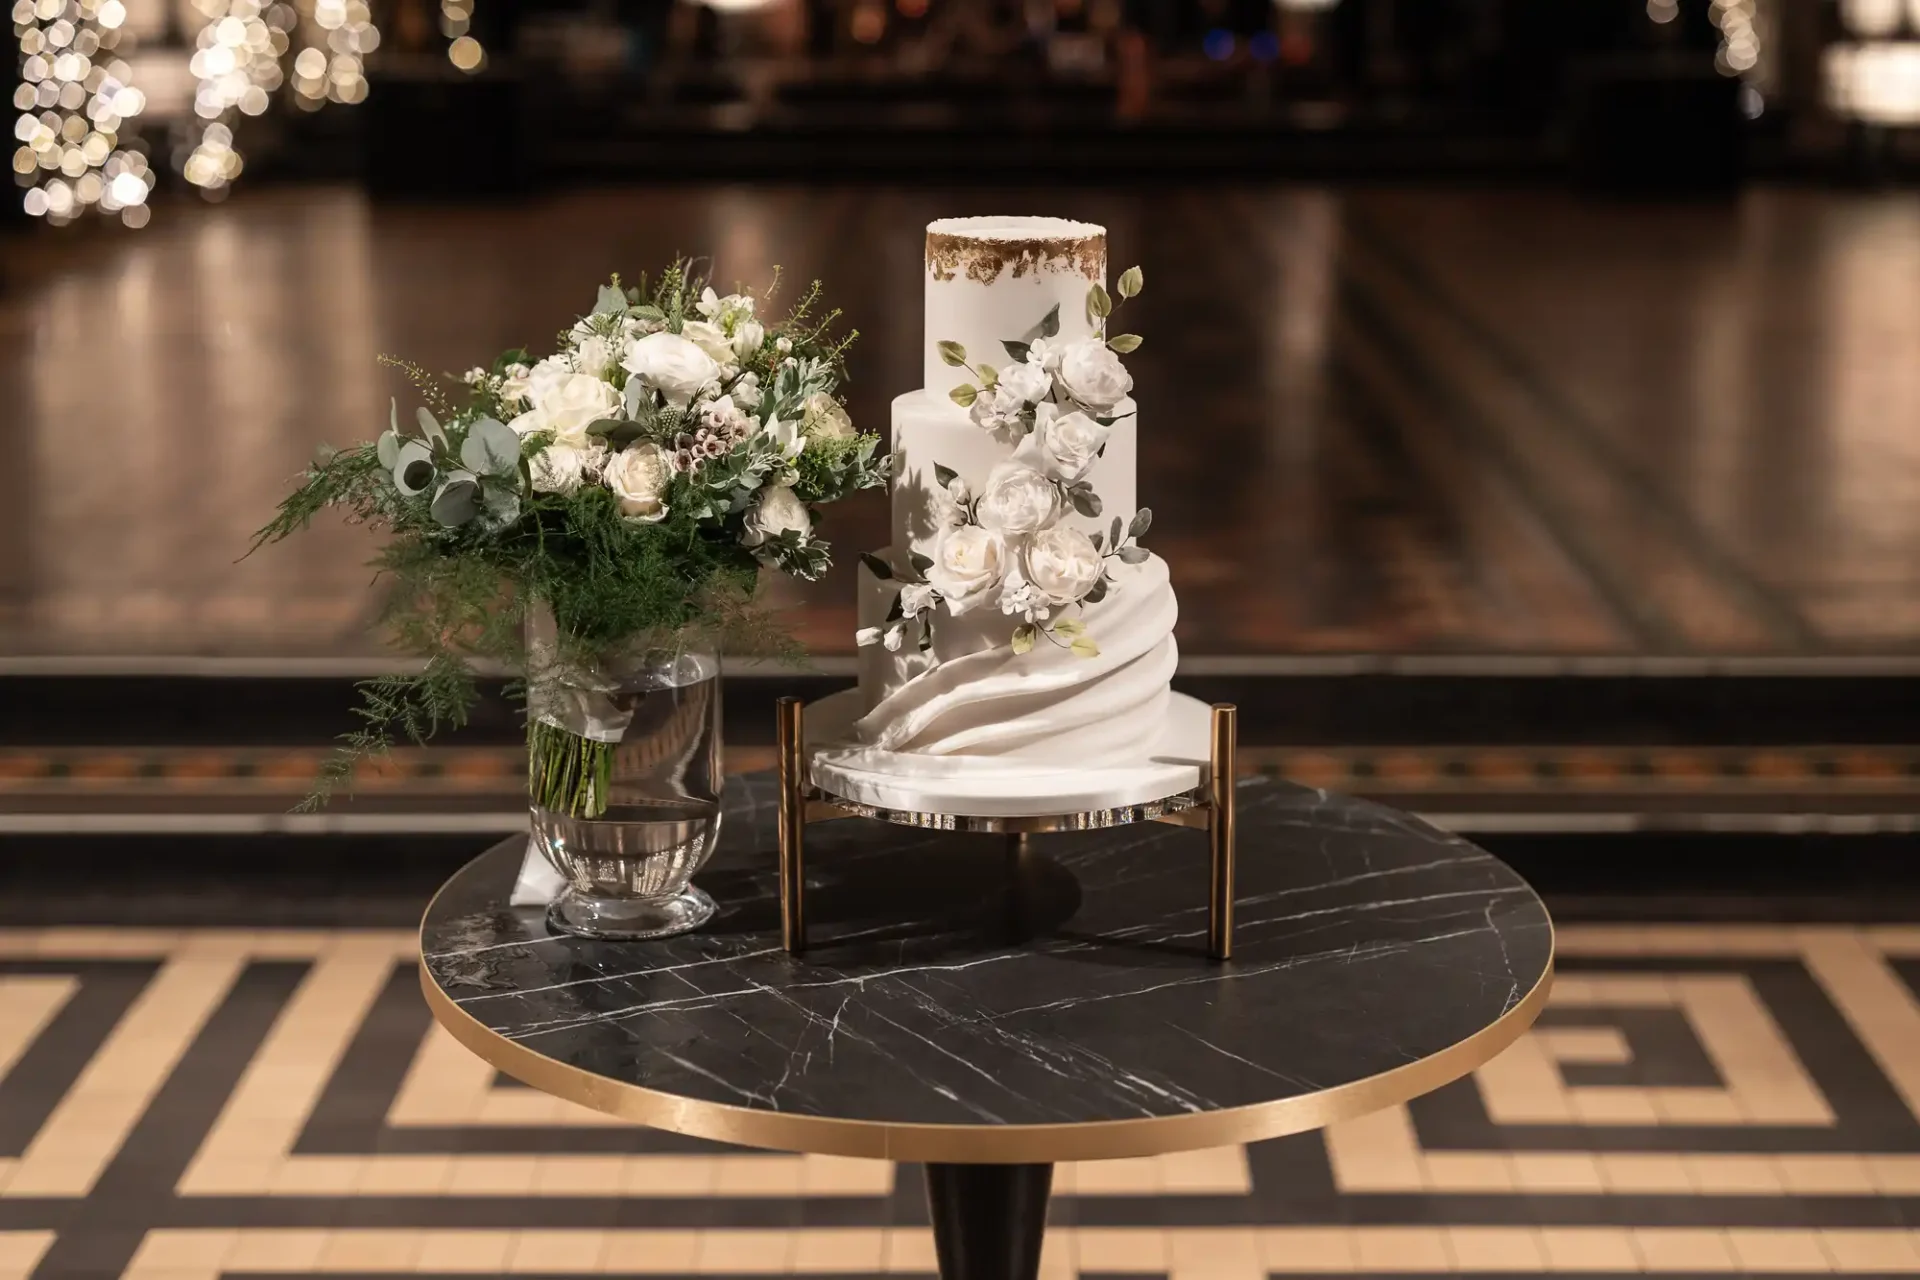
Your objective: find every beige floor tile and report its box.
[531,1156,630,1195]
[1510,1152,1608,1192]
[1570,1090,1664,1124]
[317,1229,425,1270]
[266,1155,363,1195]
[1817,1229,1920,1271]
[1597,1153,1695,1193]
[620,1155,720,1196]
[1727,1229,1836,1273]
[1080,1229,1170,1272]
[696,1229,794,1273]
[1537,1227,1642,1271]
[1159,1147,1253,1194]
[1684,1153,1787,1194]
[711,1156,803,1195]
[598,1230,702,1273]
[1650,1089,1747,1125]
[1631,1228,1738,1271]
[444,1157,541,1194]
[413,1230,517,1271]
[224,1230,331,1271]
[507,1230,609,1272]
[800,1154,893,1195]
[1423,1153,1516,1192]
[1869,1156,1920,1194]
[1257,1228,1357,1272]
[126,1231,239,1270]
[1167,1227,1262,1279]
[791,1229,886,1273]
[882,1228,937,1274]
[1060,1157,1162,1194]
[1775,1154,1878,1194]
[355,1154,455,1195]
[1352,1227,1452,1272]
[1445,1227,1546,1271]
[0,1233,54,1278]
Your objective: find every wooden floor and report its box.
[4,185,1919,661]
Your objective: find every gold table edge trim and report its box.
[418,856,1554,1164]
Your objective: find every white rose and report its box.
[801,392,854,440]
[975,461,1061,535]
[571,335,617,380]
[732,372,762,411]
[999,360,1051,405]
[509,370,620,447]
[604,442,671,522]
[1023,409,1111,484]
[969,384,1026,434]
[1025,526,1103,603]
[622,331,720,407]
[925,523,1008,616]
[742,483,811,547]
[1055,338,1133,411]
[678,320,736,369]
[529,443,590,495]
[732,318,766,360]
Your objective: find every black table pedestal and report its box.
[925,1163,1054,1280]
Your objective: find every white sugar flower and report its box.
[926,524,1008,616]
[623,332,720,408]
[999,359,1051,405]
[603,442,671,522]
[1021,409,1110,484]
[856,626,883,647]
[900,581,937,614]
[997,572,1052,624]
[508,369,620,448]
[969,384,1026,435]
[975,461,1061,536]
[1025,526,1103,603]
[882,626,906,652]
[1026,336,1064,372]
[1055,338,1133,412]
[742,483,811,547]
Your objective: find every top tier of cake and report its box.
[921,216,1107,394]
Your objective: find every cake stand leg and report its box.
[776,696,806,955]
[1207,703,1238,962]
[924,1162,1053,1280]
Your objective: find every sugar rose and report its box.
[975,461,1060,535]
[926,523,1008,616]
[998,359,1052,405]
[1025,526,1103,603]
[1055,338,1133,412]
[1027,409,1110,484]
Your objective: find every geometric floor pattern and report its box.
[7,926,1920,1277]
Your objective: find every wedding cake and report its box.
[807,216,1209,816]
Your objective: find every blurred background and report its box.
[5,2,1920,1271]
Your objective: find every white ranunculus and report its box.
[975,461,1061,536]
[498,361,533,406]
[572,334,617,380]
[1025,409,1111,483]
[623,332,720,408]
[1055,338,1133,411]
[732,318,766,360]
[925,524,1008,616]
[604,443,671,522]
[742,483,811,547]
[900,581,936,614]
[969,384,1026,435]
[677,320,736,370]
[1025,526,1104,603]
[509,370,620,447]
[530,443,590,495]
[802,392,854,440]
[999,359,1052,405]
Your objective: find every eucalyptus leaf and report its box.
[1038,302,1060,339]
[394,440,437,496]
[1108,333,1144,354]
[376,429,400,470]
[1069,487,1102,518]
[860,552,894,581]
[1052,618,1085,637]
[1116,545,1149,564]
[886,593,905,623]
[908,551,933,576]
[950,384,978,408]
[416,406,447,448]
[1110,516,1123,547]
[593,283,627,316]
[1001,340,1031,363]
[623,377,650,419]
[1116,265,1144,298]
[389,398,401,436]
[1069,635,1101,659]
[1086,577,1110,604]
[1128,506,1153,539]
[933,463,959,489]
[1011,624,1035,655]
[937,340,968,367]
[430,472,481,526]
[977,362,998,387]
[1091,532,1103,552]
[1086,283,1111,321]
[460,417,520,477]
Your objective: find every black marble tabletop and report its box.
[421,774,1552,1163]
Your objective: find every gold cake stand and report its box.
[774,697,1240,960]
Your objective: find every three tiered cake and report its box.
[807,215,1210,816]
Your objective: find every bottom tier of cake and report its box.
[805,687,1212,818]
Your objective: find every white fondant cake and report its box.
[812,215,1207,815]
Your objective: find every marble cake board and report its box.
[803,687,1213,818]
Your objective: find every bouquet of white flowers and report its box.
[254,262,887,815]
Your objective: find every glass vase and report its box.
[526,614,724,940]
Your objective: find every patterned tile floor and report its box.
[6,923,1920,1277]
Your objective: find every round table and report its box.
[421,773,1552,1280]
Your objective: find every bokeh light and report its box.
[11,0,151,224]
